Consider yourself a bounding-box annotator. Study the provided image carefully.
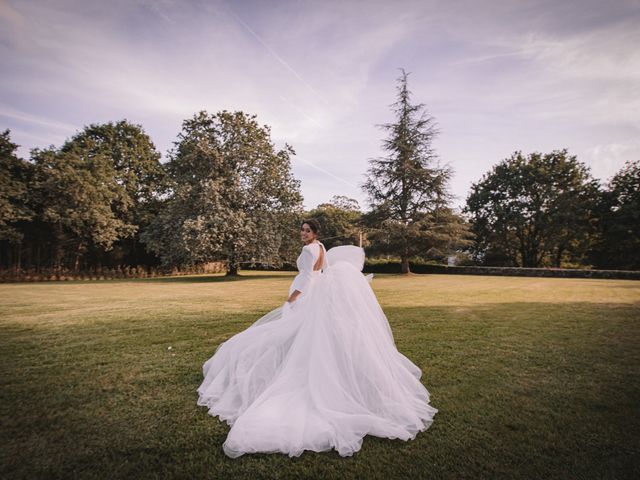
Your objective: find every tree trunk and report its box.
[133,236,138,265]
[400,255,410,274]
[26,241,32,270]
[555,245,565,268]
[227,262,239,276]
[226,244,239,276]
[7,245,13,273]
[53,224,63,269]
[400,239,411,274]
[16,242,22,273]
[74,240,84,271]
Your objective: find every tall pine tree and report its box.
[362,69,471,273]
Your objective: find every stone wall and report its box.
[0,262,227,283]
[363,262,640,280]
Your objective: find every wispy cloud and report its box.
[584,139,640,182]
[1,0,638,209]
[0,102,77,132]
[0,0,24,28]
[226,7,330,107]
[297,157,359,189]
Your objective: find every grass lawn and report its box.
[1,272,639,479]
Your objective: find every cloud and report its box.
[0,0,24,29]
[0,102,77,132]
[584,139,640,182]
[1,0,638,210]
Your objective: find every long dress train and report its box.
[197,242,437,458]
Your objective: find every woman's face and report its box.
[300,223,317,244]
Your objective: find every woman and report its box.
[197,219,437,458]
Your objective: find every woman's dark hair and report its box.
[301,218,321,234]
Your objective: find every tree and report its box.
[31,143,137,270]
[362,69,470,273]
[592,160,640,270]
[307,195,362,250]
[62,120,167,221]
[464,150,600,268]
[141,110,303,275]
[0,130,35,269]
[28,121,163,271]
[62,120,167,267]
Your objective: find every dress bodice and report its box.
[289,242,327,296]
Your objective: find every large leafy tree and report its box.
[62,120,167,223]
[141,110,303,275]
[592,160,640,270]
[32,144,135,269]
[0,130,35,269]
[465,150,600,267]
[362,69,470,273]
[307,195,362,249]
[30,121,163,270]
[62,120,167,266]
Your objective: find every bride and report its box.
[197,219,438,458]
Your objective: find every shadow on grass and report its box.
[141,273,291,283]
[1,301,639,480]
[10,272,296,285]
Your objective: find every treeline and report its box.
[465,151,639,270]
[1,71,638,277]
[312,152,639,271]
[0,111,304,276]
[0,122,167,274]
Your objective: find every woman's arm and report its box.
[287,289,302,303]
[288,247,314,303]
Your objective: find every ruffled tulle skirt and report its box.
[196,261,437,458]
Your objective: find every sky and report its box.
[1,0,639,210]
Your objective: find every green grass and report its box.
[1,273,639,480]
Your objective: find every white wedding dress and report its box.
[197,242,437,458]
